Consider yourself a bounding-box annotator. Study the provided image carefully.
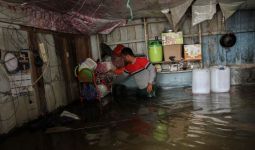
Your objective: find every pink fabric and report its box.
[64,12,126,34]
[0,0,191,34]
[0,2,126,34]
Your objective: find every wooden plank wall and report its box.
[37,33,68,112]
[0,27,88,134]
[54,36,80,104]
[202,10,255,66]
[75,36,92,63]
[100,18,168,55]
[99,10,255,66]
[0,27,39,134]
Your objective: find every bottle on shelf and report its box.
[148,36,163,63]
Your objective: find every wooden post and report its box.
[96,34,101,62]
[143,18,149,57]
[198,24,204,68]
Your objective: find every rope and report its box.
[126,0,133,20]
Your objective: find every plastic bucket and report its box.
[77,68,93,82]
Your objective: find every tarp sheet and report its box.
[192,0,217,26]
[0,0,251,34]
[219,0,245,19]
[170,0,193,28]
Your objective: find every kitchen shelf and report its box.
[157,70,192,74]
[151,60,201,64]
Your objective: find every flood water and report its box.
[1,85,255,150]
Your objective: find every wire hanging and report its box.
[126,0,133,20]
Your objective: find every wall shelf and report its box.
[152,60,201,64]
[157,70,192,74]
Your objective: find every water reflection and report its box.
[2,86,255,150]
[193,93,231,114]
[109,89,255,149]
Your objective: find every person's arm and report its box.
[114,67,125,75]
[147,63,156,84]
[146,63,156,93]
[114,67,129,76]
[112,67,129,84]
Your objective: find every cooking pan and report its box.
[220,33,236,48]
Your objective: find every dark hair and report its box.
[121,47,135,57]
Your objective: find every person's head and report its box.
[113,44,125,56]
[121,47,135,63]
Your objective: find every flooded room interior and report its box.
[0,0,255,150]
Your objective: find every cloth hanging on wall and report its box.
[219,0,245,19]
[170,0,193,28]
[192,0,217,26]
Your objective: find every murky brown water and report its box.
[1,85,255,150]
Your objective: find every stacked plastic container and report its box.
[192,66,230,94]
[192,68,210,94]
[210,66,230,93]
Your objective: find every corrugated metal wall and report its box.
[202,10,255,66]
[100,10,255,66]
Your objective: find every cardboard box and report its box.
[163,44,183,61]
[161,32,183,45]
[184,44,202,60]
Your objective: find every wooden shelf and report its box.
[157,70,192,74]
[151,60,201,64]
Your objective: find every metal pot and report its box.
[220,33,236,48]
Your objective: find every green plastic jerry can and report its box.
[149,36,163,63]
